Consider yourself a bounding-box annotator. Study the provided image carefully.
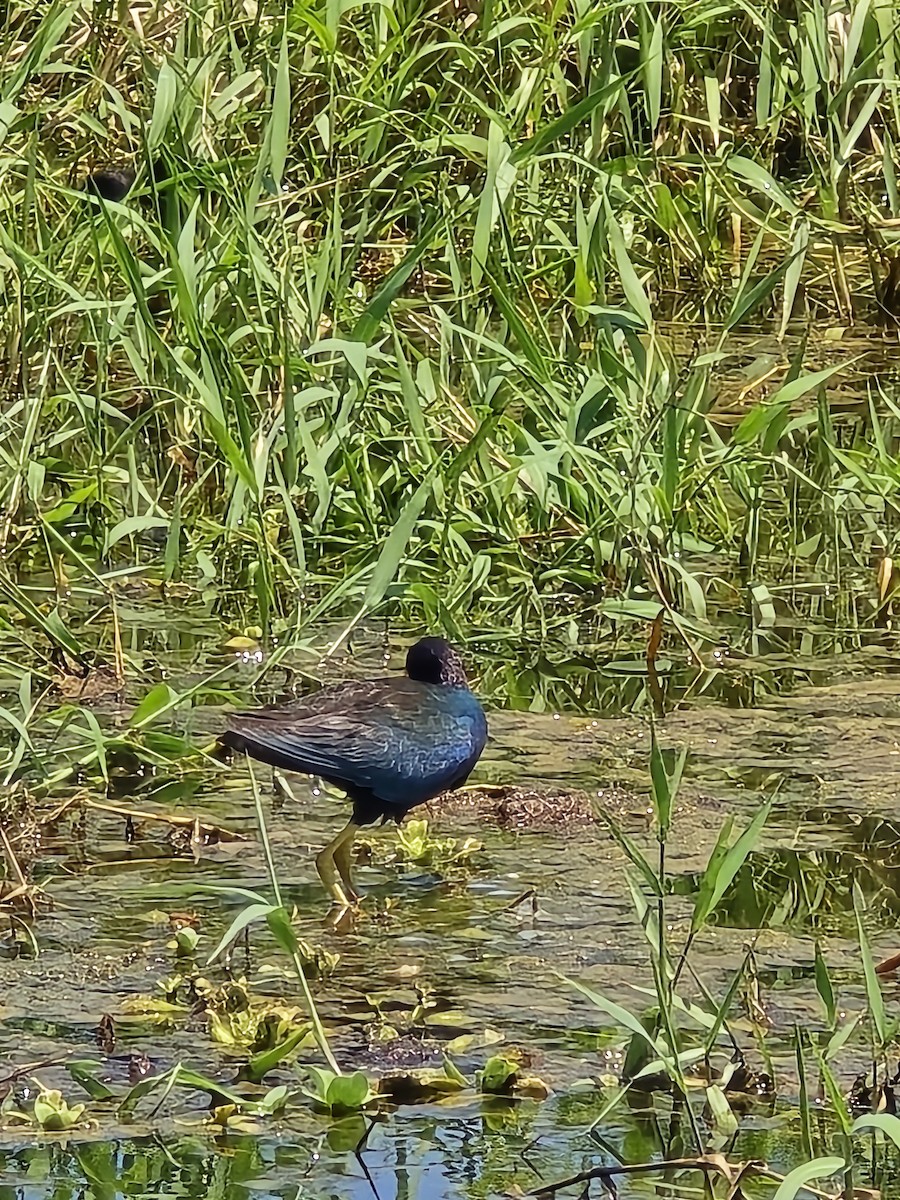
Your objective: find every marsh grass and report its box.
[2,0,900,652]
[574,733,900,1194]
[6,6,900,1174]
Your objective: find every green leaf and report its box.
[768,361,848,407]
[0,702,36,754]
[511,75,627,164]
[706,1084,738,1135]
[854,883,887,1048]
[814,1045,854,1136]
[825,1013,862,1061]
[601,598,665,622]
[327,1071,371,1111]
[148,60,178,151]
[704,75,721,145]
[779,219,809,338]
[625,873,661,959]
[442,1055,470,1088]
[483,262,550,380]
[352,215,443,343]
[606,209,652,328]
[244,1026,313,1083]
[560,973,668,1060]
[771,1158,845,1200]
[33,1088,85,1131]
[206,902,277,965]
[119,1066,180,1117]
[304,1064,337,1103]
[620,1009,659,1081]
[648,726,684,839]
[265,905,302,957]
[724,255,793,332]
[0,573,84,661]
[175,198,199,312]
[129,682,179,728]
[257,1084,290,1115]
[642,15,664,133]
[0,99,20,146]
[172,926,199,956]
[596,812,661,896]
[627,985,717,1032]
[363,477,433,609]
[481,1055,518,1093]
[270,28,291,187]
[175,1067,248,1106]
[729,155,798,214]
[691,801,771,933]
[853,1112,900,1151]
[472,121,517,289]
[306,337,369,384]
[289,385,335,531]
[66,1061,115,1101]
[814,942,837,1027]
[837,86,883,169]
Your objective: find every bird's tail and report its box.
[218,723,315,776]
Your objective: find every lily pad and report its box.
[328,1072,374,1112]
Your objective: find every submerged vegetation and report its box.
[5,0,900,1197]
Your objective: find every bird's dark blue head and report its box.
[405,637,468,687]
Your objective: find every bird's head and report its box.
[405,637,468,687]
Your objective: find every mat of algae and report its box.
[3,617,900,1199]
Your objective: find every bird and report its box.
[220,637,488,908]
[86,166,136,202]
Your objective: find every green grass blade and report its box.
[691,801,772,933]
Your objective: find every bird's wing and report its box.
[222,679,478,801]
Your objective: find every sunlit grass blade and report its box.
[853,883,888,1049]
[691,801,772,934]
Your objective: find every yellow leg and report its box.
[333,825,360,902]
[315,821,360,907]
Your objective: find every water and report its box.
[2,598,900,1198]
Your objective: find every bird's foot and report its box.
[325,898,362,933]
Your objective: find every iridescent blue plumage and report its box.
[221,637,488,907]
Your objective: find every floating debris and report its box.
[50,664,123,706]
[430,783,642,830]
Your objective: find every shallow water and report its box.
[3,603,900,1198]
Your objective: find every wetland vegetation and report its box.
[6,0,900,1196]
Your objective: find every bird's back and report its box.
[221,677,487,824]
